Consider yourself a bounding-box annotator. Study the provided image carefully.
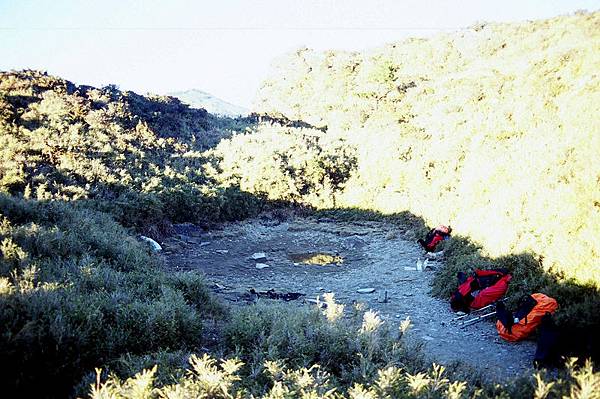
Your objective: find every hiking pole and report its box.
[451,303,495,321]
[459,311,496,328]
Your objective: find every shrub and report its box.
[0,195,222,397]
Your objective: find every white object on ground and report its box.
[251,252,267,260]
[425,250,445,259]
[357,288,376,294]
[140,236,162,252]
[255,263,269,269]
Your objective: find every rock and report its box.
[161,242,182,252]
[404,266,417,271]
[357,288,376,294]
[251,252,267,260]
[343,235,366,249]
[200,242,211,246]
[140,236,162,252]
[216,249,229,254]
[255,263,269,269]
[385,231,398,240]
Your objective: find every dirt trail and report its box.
[163,214,536,381]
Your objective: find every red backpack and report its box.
[450,269,512,312]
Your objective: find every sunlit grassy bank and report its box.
[252,11,600,287]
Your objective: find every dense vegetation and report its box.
[0,70,262,231]
[1,10,599,399]
[252,11,600,287]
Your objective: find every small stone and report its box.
[251,252,267,260]
[255,263,269,269]
[404,266,417,271]
[216,249,229,254]
[357,288,376,294]
[200,242,211,246]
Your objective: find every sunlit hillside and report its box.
[248,11,600,286]
[0,70,260,229]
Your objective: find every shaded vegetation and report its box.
[0,195,223,397]
[89,302,600,398]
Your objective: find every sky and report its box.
[1,0,599,108]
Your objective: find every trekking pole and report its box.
[459,311,496,328]
[451,303,495,321]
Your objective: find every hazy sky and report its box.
[1,0,598,108]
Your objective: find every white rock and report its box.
[140,236,162,252]
[357,288,376,294]
[255,263,269,269]
[251,252,266,260]
[404,266,417,271]
[216,249,229,254]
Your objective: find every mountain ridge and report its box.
[168,88,249,117]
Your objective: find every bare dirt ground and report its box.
[162,213,536,382]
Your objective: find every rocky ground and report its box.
[162,213,536,382]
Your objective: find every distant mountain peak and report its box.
[168,89,249,117]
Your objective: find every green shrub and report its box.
[0,195,222,397]
[87,307,600,398]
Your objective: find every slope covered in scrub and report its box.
[0,70,262,229]
[250,11,600,286]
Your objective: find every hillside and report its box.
[169,88,249,117]
[247,11,600,287]
[0,70,261,229]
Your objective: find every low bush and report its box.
[87,302,600,398]
[0,195,223,397]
